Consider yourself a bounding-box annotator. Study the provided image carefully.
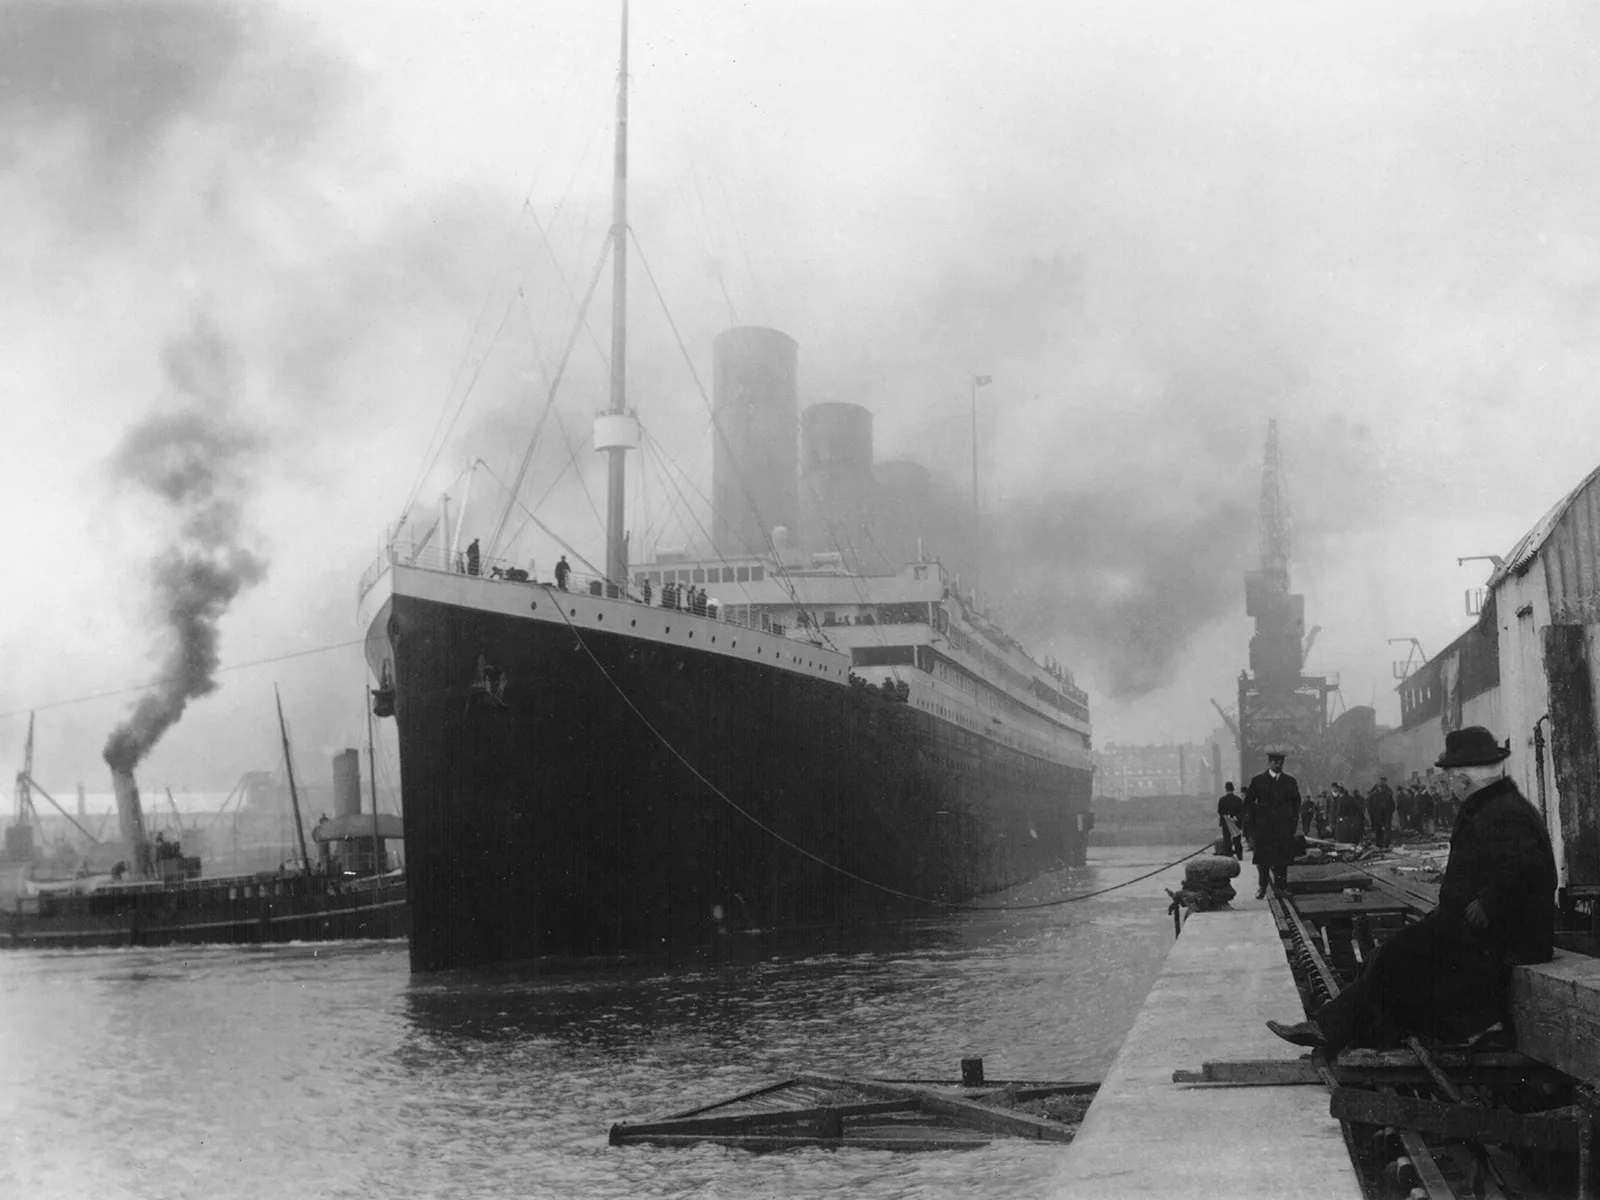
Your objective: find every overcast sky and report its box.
[3,0,1598,797]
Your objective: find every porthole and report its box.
[711,636,716,644]
[732,640,737,648]
[631,619,637,627]
[688,631,694,639]
[597,612,604,621]
[529,601,538,611]
[570,608,577,616]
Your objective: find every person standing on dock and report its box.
[1367,777,1396,849]
[1243,749,1301,899]
[1334,785,1366,845]
[1217,782,1244,858]
[1266,726,1556,1055]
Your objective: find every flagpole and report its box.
[970,376,979,527]
[970,374,991,556]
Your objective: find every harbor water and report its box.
[0,846,1195,1200]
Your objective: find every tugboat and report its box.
[0,702,407,950]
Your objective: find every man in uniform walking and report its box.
[1243,748,1302,899]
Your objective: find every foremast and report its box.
[596,0,638,594]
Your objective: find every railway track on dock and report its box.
[1264,864,1592,1200]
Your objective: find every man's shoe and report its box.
[1266,1019,1326,1050]
[1255,886,1267,900]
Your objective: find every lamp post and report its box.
[970,374,992,525]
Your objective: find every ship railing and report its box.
[375,542,825,638]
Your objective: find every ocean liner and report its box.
[358,4,1094,973]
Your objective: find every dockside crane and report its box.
[5,712,38,859]
[1209,699,1240,743]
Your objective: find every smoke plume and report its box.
[103,318,266,773]
[986,491,1253,699]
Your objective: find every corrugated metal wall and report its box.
[1543,481,1600,623]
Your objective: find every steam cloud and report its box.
[103,319,266,773]
[987,492,1253,699]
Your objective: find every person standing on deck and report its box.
[1267,726,1556,1054]
[1217,782,1244,858]
[1243,749,1302,899]
[555,556,571,591]
[466,538,481,577]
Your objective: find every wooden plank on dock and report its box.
[1287,865,1374,893]
[1172,1050,1560,1089]
[1291,892,1416,917]
[1328,1089,1582,1151]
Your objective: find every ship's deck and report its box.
[1049,902,1361,1198]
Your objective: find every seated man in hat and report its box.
[1243,749,1302,899]
[1267,726,1556,1054]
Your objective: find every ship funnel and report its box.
[332,749,362,819]
[110,768,152,879]
[872,459,931,571]
[711,327,799,557]
[800,402,875,571]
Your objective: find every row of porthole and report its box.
[533,598,844,676]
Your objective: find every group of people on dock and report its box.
[1219,766,1472,877]
[1292,778,1454,846]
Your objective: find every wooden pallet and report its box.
[609,1072,1098,1152]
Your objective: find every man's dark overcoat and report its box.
[1243,769,1302,867]
[1366,783,1396,831]
[1315,776,1556,1048]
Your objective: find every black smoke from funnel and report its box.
[103,319,265,774]
[980,489,1254,700]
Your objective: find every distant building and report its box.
[1095,742,1215,800]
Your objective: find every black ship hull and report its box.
[370,581,1093,973]
[1,872,408,951]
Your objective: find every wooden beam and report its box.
[1511,950,1600,1087]
[1172,1052,1564,1089]
[792,1072,1075,1142]
[610,1131,992,1152]
[610,1099,921,1142]
[1397,1128,1458,1200]
[1329,1089,1583,1152]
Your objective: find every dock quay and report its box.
[1050,893,1361,1198]
[1057,852,1600,1197]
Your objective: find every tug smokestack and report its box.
[110,768,152,880]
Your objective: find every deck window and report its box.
[693,568,706,583]
[751,566,764,581]
[736,566,750,582]
[721,567,735,582]
[852,645,916,667]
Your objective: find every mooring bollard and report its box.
[961,1056,985,1087]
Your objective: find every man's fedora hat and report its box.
[1265,747,1288,760]
[1436,725,1511,769]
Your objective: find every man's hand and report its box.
[1464,899,1489,929]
